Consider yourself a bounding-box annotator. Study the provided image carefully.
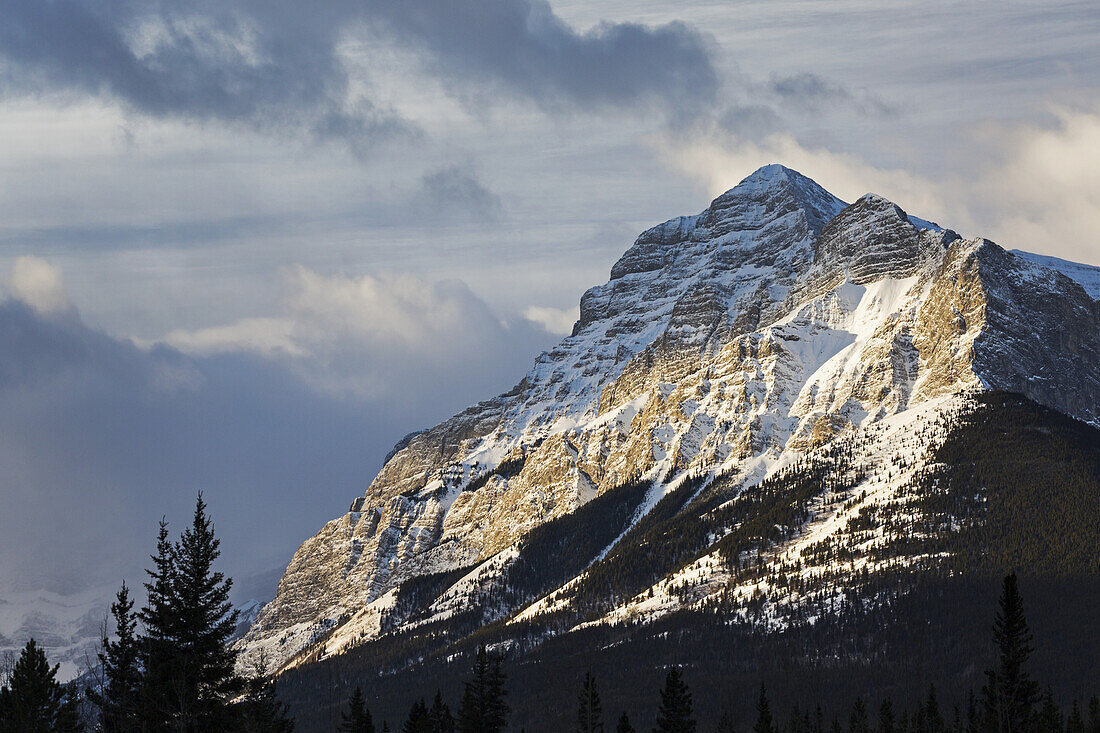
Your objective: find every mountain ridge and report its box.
[238,164,1100,675]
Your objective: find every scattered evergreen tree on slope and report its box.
[238,658,295,733]
[402,698,431,733]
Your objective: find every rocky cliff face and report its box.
[238,165,1100,670]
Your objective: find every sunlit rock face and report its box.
[238,165,1100,670]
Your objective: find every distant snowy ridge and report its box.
[1010,250,1100,299]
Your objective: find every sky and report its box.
[0,0,1098,610]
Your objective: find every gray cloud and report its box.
[0,0,410,152]
[717,103,785,141]
[0,0,718,151]
[371,2,718,112]
[419,165,503,221]
[768,72,896,116]
[0,264,559,598]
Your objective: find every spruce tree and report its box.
[753,683,775,733]
[237,657,295,733]
[577,672,604,733]
[86,582,142,732]
[967,692,980,733]
[1038,689,1063,733]
[850,699,871,733]
[0,638,81,732]
[981,574,1039,733]
[1066,701,1085,733]
[457,646,509,733]
[1089,697,1100,733]
[138,518,178,726]
[403,699,431,733]
[171,493,242,727]
[429,691,455,733]
[339,687,375,733]
[138,496,244,730]
[616,712,636,733]
[925,685,945,733]
[654,667,695,733]
[878,699,896,733]
[716,712,737,733]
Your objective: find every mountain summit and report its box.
[238,165,1100,674]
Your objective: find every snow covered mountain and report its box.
[237,164,1100,674]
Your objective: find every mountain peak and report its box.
[609,167,845,281]
[708,164,848,235]
[812,191,928,283]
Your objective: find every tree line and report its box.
[335,574,1098,733]
[0,494,292,732]
[1,495,1096,732]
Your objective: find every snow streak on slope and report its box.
[585,396,960,631]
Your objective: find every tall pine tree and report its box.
[753,683,775,733]
[86,582,142,732]
[402,699,431,733]
[0,638,81,732]
[879,699,897,733]
[138,518,179,726]
[171,493,242,727]
[849,699,871,733]
[654,667,695,733]
[981,574,1039,733]
[237,655,295,733]
[429,691,455,733]
[339,687,375,733]
[577,672,603,733]
[457,646,508,733]
[138,496,244,730]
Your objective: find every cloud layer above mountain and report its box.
[0,259,557,595]
[0,0,717,153]
[1,0,1099,618]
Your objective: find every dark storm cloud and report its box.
[768,72,895,115]
[0,0,410,149]
[419,166,503,221]
[370,1,718,112]
[0,282,557,595]
[0,0,718,147]
[717,103,785,141]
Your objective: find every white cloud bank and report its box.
[7,256,73,314]
[160,266,564,400]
